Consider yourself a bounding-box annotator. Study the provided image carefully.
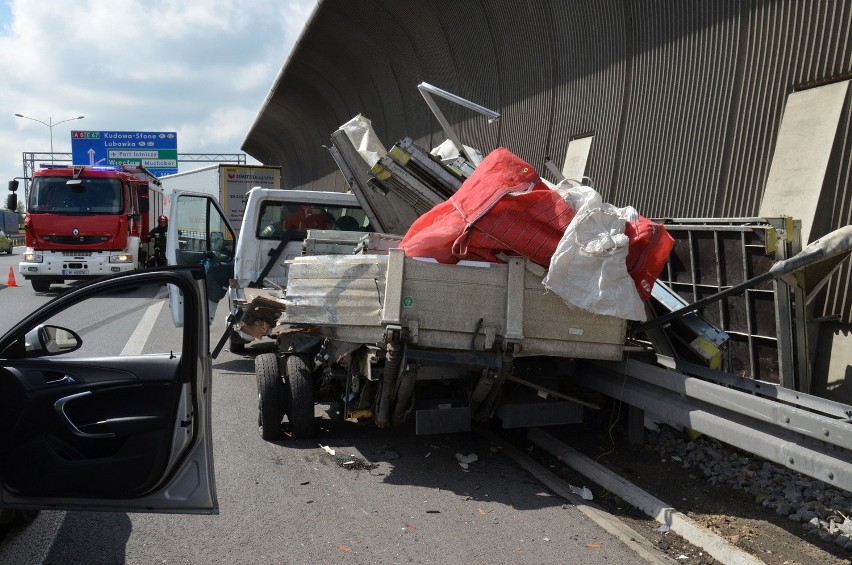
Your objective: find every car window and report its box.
[256,201,372,240]
[31,283,180,358]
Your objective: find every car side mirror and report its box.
[24,325,82,357]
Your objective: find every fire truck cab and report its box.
[18,164,164,292]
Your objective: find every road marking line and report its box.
[121,300,165,356]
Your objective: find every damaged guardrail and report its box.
[572,357,852,492]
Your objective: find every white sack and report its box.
[430,139,484,166]
[338,115,387,167]
[543,184,647,321]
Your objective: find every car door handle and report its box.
[54,391,116,439]
[45,374,76,386]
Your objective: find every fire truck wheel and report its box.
[31,278,52,293]
[286,354,316,439]
[255,353,283,440]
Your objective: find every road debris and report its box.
[334,456,379,471]
[569,484,593,500]
[456,452,479,469]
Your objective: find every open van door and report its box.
[166,190,237,326]
[0,267,217,514]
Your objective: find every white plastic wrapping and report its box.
[543,183,647,321]
[430,139,484,165]
[338,114,387,167]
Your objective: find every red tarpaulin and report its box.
[399,147,673,300]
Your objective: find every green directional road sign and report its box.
[71,131,178,177]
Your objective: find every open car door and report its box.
[166,190,237,326]
[0,267,217,514]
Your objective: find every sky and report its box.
[0,0,316,203]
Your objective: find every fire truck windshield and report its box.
[29,177,123,214]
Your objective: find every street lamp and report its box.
[14,114,85,163]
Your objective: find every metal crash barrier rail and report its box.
[572,357,852,493]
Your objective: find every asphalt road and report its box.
[0,249,651,564]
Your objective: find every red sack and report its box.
[624,218,675,300]
[400,148,575,267]
[399,147,673,302]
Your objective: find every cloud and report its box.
[0,0,315,188]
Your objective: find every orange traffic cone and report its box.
[6,266,17,287]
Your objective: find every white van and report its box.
[229,188,373,350]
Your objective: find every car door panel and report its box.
[0,268,217,514]
[167,191,237,326]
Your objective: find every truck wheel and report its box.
[256,353,283,440]
[286,354,315,439]
[31,278,51,293]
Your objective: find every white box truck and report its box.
[1,210,19,235]
[159,164,282,232]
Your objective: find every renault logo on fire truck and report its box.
[72,228,80,237]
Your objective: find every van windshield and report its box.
[29,177,123,215]
[256,201,372,240]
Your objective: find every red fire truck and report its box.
[18,164,164,292]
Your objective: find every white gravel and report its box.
[648,425,852,553]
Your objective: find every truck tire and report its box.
[31,278,52,293]
[286,354,315,439]
[256,353,283,440]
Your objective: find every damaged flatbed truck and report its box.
[228,86,852,494]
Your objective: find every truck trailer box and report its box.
[160,164,282,232]
[1,210,19,234]
[282,251,628,360]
